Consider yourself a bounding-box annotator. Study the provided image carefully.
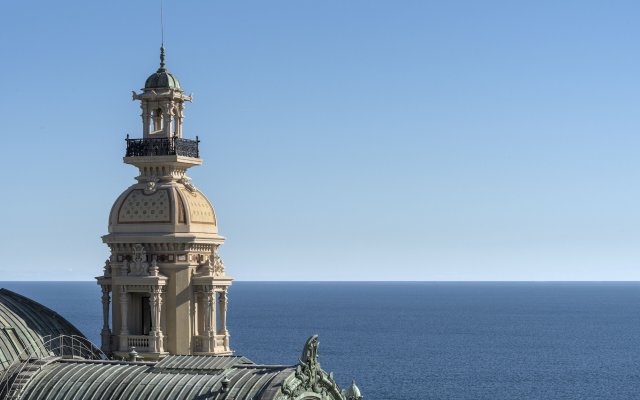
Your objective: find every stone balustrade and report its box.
[127,335,150,352]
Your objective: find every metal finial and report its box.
[160,0,164,48]
[159,0,165,70]
[160,46,166,70]
[128,347,139,362]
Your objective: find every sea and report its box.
[1,281,640,400]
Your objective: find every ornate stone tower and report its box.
[96,47,233,360]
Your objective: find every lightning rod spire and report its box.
[159,0,165,70]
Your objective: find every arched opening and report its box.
[152,108,163,133]
[127,293,152,336]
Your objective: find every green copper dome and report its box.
[145,69,181,89]
[144,46,182,90]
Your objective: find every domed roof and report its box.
[0,288,101,373]
[145,68,181,90]
[107,181,218,236]
[144,46,181,90]
[18,355,297,400]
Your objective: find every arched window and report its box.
[152,108,163,132]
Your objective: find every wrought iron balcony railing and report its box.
[125,135,200,158]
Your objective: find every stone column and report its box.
[149,286,164,353]
[157,288,164,353]
[192,290,199,336]
[175,103,184,137]
[100,285,111,353]
[163,105,172,137]
[204,286,216,352]
[169,105,177,137]
[203,288,211,334]
[142,103,150,136]
[119,286,129,351]
[219,288,229,350]
[211,290,217,337]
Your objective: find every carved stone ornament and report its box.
[198,258,214,276]
[128,244,149,276]
[144,178,159,194]
[213,252,225,276]
[342,380,364,400]
[278,335,344,400]
[103,259,112,277]
[179,176,197,194]
[298,335,321,388]
[149,256,159,277]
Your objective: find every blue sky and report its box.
[0,1,639,280]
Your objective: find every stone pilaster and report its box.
[119,286,128,350]
[192,290,199,336]
[149,286,164,353]
[100,285,111,353]
[141,103,150,136]
[204,286,216,352]
[219,288,229,351]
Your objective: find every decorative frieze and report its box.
[110,242,194,252]
[137,165,187,182]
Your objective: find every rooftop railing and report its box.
[125,135,200,158]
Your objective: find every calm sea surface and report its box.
[1,282,640,399]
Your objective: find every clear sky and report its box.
[1,1,639,281]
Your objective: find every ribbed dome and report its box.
[0,289,102,373]
[145,67,181,89]
[108,181,218,236]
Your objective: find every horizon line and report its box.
[3,280,640,283]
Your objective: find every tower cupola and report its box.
[132,47,192,140]
[97,46,233,361]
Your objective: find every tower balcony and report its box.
[111,334,169,361]
[125,135,200,158]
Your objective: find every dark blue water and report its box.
[2,282,640,399]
